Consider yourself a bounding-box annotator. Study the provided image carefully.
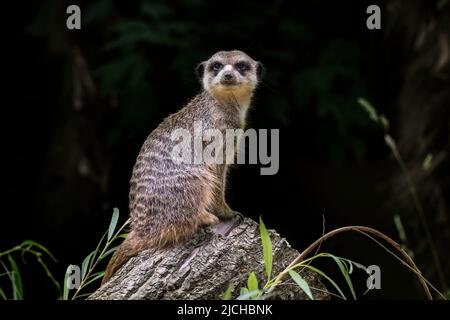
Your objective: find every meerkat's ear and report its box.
[256,62,265,80]
[195,62,206,79]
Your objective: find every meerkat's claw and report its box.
[232,211,245,222]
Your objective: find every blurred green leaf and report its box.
[357,98,379,122]
[394,214,409,244]
[422,154,433,171]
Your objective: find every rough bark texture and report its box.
[90,216,329,300]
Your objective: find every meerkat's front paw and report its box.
[218,204,236,220]
[198,210,220,226]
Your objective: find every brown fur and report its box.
[102,51,262,285]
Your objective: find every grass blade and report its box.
[303,264,347,300]
[289,270,314,300]
[222,283,233,300]
[326,254,356,300]
[8,255,23,300]
[259,216,272,280]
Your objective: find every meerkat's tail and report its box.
[101,233,144,285]
[101,208,219,285]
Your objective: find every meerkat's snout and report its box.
[220,68,236,86]
[218,65,240,88]
[222,71,233,81]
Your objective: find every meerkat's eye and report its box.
[235,62,250,72]
[211,62,223,71]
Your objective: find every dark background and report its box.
[2,0,449,299]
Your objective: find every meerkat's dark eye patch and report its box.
[235,61,251,73]
[209,62,223,72]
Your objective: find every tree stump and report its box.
[89,216,329,300]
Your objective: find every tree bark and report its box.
[90,216,329,300]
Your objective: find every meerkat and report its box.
[102,50,264,284]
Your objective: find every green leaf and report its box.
[240,287,249,297]
[222,283,233,300]
[8,255,23,300]
[326,254,356,300]
[108,208,120,241]
[259,216,273,280]
[348,261,354,274]
[247,272,259,292]
[81,251,95,280]
[289,270,314,300]
[100,246,119,260]
[62,265,73,300]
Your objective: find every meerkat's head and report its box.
[196,50,264,107]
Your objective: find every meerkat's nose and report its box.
[223,72,233,81]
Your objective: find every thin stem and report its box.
[267,226,437,299]
[355,229,445,299]
[387,137,448,291]
[0,246,23,258]
[71,219,130,300]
